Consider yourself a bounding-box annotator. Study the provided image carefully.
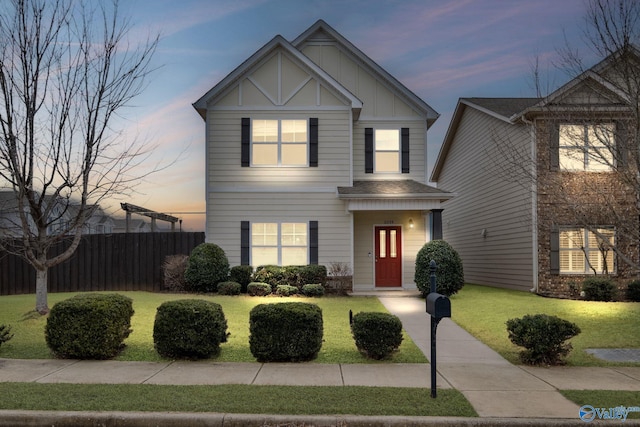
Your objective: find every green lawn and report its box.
[451,284,640,366]
[0,383,476,416]
[561,391,640,420]
[0,292,427,364]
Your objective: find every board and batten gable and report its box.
[434,102,535,291]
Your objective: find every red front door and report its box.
[375,226,402,287]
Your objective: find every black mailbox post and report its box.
[425,260,451,398]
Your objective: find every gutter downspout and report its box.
[520,114,539,293]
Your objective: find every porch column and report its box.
[432,209,443,240]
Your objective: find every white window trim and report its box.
[251,221,309,266]
[559,123,615,172]
[374,128,401,173]
[251,119,309,167]
[559,226,616,274]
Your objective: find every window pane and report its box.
[559,125,584,147]
[252,247,278,267]
[252,223,278,245]
[281,144,307,166]
[282,247,307,265]
[379,230,386,258]
[376,152,400,172]
[390,230,397,258]
[281,223,307,246]
[253,120,278,142]
[375,129,399,150]
[282,120,307,143]
[252,144,278,165]
[559,148,585,171]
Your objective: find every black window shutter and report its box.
[401,128,410,173]
[241,118,250,167]
[309,221,318,264]
[549,122,559,171]
[310,118,318,167]
[241,221,250,265]
[550,225,559,275]
[365,128,373,173]
[615,121,627,169]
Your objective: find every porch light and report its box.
[409,218,414,229]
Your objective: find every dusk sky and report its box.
[115,0,597,231]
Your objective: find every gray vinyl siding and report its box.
[436,107,534,291]
[207,191,351,268]
[207,109,351,189]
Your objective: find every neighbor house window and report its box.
[251,222,307,266]
[559,123,614,171]
[252,119,307,166]
[375,129,400,173]
[559,227,615,274]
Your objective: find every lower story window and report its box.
[251,222,307,266]
[559,227,615,274]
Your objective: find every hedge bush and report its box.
[249,302,323,362]
[184,243,230,293]
[302,284,325,297]
[582,277,617,301]
[627,280,640,302]
[229,265,253,293]
[351,312,403,360]
[0,324,13,348]
[217,281,242,295]
[45,294,134,359]
[506,314,581,365]
[247,282,272,296]
[276,284,298,296]
[153,299,228,359]
[414,240,464,297]
[253,265,327,290]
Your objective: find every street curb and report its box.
[1,411,639,427]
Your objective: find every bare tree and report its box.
[0,0,159,314]
[492,0,640,277]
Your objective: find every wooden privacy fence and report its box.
[0,232,205,295]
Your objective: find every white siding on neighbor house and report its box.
[353,119,427,182]
[207,191,351,268]
[436,107,534,291]
[206,109,352,189]
[352,210,426,290]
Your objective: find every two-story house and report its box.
[193,20,452,292]
[431,48,639,297]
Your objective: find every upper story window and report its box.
[252,119,307,166]
[375,129,400,173]
[559,227,615,274]
[559,124,614,171]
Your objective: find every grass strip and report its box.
[561,390,640,420]
[451,285,640,366]
[0,383,476,417]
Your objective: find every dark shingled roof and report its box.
[337,180,450,197]
[463,97,541,119]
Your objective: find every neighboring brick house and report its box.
[193,20,452,292]
[431,49,639,297]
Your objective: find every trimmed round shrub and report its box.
[249,302,323,362]
[506,314,581,365]
[153,299,229,359]
[184,243,230,293]
[414,240,465,297]
[217,281,242,295]
[0,324,13,348]
[230,265,254,293]
[351,312,403,360]
[247,282,272,296]
[276,284,298,296]
[45,294,134,359]
[302,284,325,297]
[582,277,617,301]
[627,280,640,302]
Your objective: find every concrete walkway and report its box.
[2,292,640,426]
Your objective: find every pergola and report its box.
[120,203,179,232]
